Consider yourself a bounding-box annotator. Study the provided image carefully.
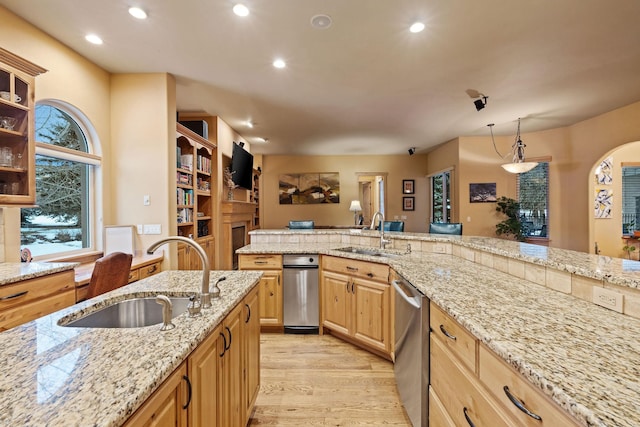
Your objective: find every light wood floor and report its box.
[248,333,412,426]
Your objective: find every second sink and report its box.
[61,296,191,328]
[335,246,404,258]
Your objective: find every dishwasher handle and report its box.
[392,279,422,309]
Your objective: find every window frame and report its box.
[21,100,102,261]
[428,167,453,223]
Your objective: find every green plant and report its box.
[495,196,526,241]
[623,244,637,259]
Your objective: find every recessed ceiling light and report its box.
[409,22,425,33]
[310,14,332,29]
[85,34,103,45]
[129,7,148,20]
[246,120,254,128]
[233,4,250,17]
[273,59,286,69]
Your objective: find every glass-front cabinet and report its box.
[0,48,46,205]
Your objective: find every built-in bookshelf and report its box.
[175,124,216,254]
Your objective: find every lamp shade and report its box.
[349,200,362,212]
[501,161,538,174]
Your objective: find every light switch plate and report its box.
[143,224,162,235]
[592,287,623,313]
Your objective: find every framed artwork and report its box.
[469,182,497,203]
[403,196,415,211]
[594,188,613,218]
[403,179,415,194]
[278,173,340,204]
[595,156,613,185]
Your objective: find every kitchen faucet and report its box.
[370,211,391,249]
[147,236,219,309]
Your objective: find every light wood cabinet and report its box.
[238,254,283,330]
[321,256,391,358]
[218,302,243,426]
[125,285,260,427]
[123,362,189,427]
[0,270,75,331]
[479,344,580,427]
[0,48,46,206]
[176,124,216,269]
[430,301,580,427]
[242,285,260,423]
[187,324,221,427]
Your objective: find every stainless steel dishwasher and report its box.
[283,254,319,334]
[393,275,428,427]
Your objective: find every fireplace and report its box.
[231,224,246,270]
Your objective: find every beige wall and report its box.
[0,6,111,261]
[428,101,640,253]
[261,155,429,231]
[110,73,176,258]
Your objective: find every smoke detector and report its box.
[310,14,332,29]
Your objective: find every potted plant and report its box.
[495,196,526,241]
[623,243,637,259]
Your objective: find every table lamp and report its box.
[349,200,362,226]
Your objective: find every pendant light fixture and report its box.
[501,118,538,174]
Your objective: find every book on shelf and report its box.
[180,154,193,171]
[176,146,182,168]
[177,188,194,205]
[177,208,193,223]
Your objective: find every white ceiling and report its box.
[2,0,640,156]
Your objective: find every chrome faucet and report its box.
[370,211,391,249]
[147,236,219,309]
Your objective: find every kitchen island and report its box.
[0,269,261,426]
[239,229,640,427]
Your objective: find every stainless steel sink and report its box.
[60,296,191,328]
[335,246,404,258]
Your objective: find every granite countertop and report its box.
[0,261,78,286]
[0,269,262,427]
[239,239,640,427]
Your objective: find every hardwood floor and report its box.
[248,333,412,426]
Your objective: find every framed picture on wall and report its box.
[403,179,415,194]
[403,196,415,211]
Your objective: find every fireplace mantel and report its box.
[221,201,256,269]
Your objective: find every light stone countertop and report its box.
[0,261,78,286]
[0,269,262,427]
[239,236,640,427]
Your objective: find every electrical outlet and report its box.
[136,224,143,234]
[401,215,407,220]
[143,224,162,235]
[143,195,150,206]
[433,244,447,254]
[592,287,623,313]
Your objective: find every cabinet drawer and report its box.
[238,254,282,269]
[0,290,76,331]
[429,386,456,427]
[127,269,139,283]
[138,262,161,279]
[322,256,389,282]
[479,344,580,427]
[430,302,477,373]
[431,336,516,427]
[0,270,75,310]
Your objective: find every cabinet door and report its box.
[258,270,282,327]
[351,277,390,354]
[123,363,188,427]
[243,286,260,422]
[321,270,350,335]
[177,244,189,270]
[218,304,243,427]
[188,324,222,427]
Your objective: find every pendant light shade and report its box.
[501,118,538,174]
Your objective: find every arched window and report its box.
[20,102,101,259]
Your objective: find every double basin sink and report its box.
[335,246,405,259]
[59,295,191,329]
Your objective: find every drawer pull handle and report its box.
[346,266,358,272]
[182,375,192,409]
[463,407,476,427]
[254,261,268,265]
[439,324,457,341]
[503,386,542,421]
[147,265,157,274]
[245,303,251,323]
[351,282,355,294]
[219,332,227,357]
[0,290,28,301]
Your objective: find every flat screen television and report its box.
[231,143,254,190]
